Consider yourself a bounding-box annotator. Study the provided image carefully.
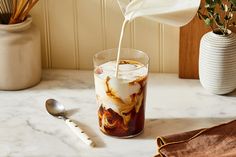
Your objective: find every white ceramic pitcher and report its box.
[117,0,201,27]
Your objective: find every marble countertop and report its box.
[1,70,236,157]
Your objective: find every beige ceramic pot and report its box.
[0,16,41,90]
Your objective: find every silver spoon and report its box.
[45,99,95,147]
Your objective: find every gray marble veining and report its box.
[1,70,236,157]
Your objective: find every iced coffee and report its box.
[93,49,149,137]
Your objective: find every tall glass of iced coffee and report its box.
[93,48,149,138]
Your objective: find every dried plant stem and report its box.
[198,11,214,31]
[9,0,39,24]
[224,5,233,34]
[12,0,18,16]
[0,0,12,24]
[9,0,27,24]
[19,0,39,21]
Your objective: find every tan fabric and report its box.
[155,120,236,157]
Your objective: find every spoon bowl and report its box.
[46,99,66,118]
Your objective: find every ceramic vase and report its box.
[199,30,236,94]
[0,16,41,90]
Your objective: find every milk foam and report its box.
[97,60,147,81]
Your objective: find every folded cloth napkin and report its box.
[155,120,236,157]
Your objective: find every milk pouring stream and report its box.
[115,0,201,77]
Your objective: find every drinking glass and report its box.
[93,48,149,138]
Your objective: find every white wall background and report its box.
[31,0,180,72]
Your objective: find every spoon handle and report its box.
[65,119,95,147]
